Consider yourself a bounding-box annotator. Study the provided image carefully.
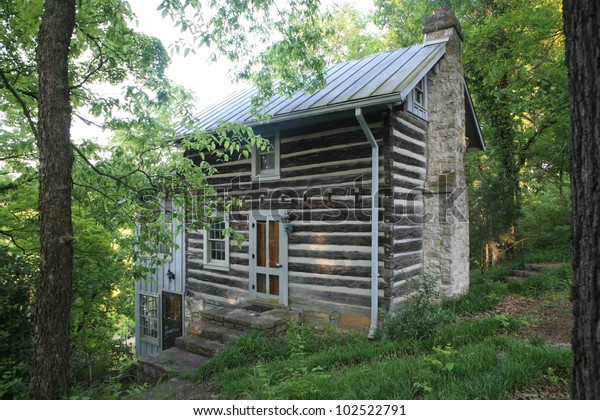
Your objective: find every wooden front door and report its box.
[250,215,288,305]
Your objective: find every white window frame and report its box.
[203,214,230,271]
[139,293,159,345]
[407,77,428,121]
[252,131,280,180]
[157,199,173,261]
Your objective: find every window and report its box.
[139,293,159,343]
[203,216,230,271]
[407,77,428,121]
[414,79,425,107]
[158,199,173,260]
[252,132,280,180]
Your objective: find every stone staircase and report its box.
[503,262,564,283]
[138,303,299,380]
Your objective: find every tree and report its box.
[563,0,600,399]
[28,0,76,399]
[374,0,568,265]
[1,0,329,398]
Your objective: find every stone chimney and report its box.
[421,9,470,297]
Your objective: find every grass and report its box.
[187,262,572,400]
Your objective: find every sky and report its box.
[72,0,376,142]
[128,0,376,109]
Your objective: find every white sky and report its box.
[128,0,375,109]
[71,0,375,142]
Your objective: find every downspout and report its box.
[355,108,379,339]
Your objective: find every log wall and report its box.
[185,110,427,330]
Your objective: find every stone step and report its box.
[513,269,539,278]
[523,262,565,271]
[138,347,209,380]
[175,334,225,357]
[503,276,526,283]
[187,320,245,344]
[201,305,300,335]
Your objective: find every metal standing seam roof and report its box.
[184,39,449,134]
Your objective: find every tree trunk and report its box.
[29,0,76,399]
[563,0,600,399]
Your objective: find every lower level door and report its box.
[250,216,288,305]
[161,292,183,350]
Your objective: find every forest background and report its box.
[0,0,572,399]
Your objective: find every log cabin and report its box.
[135,9,484,357]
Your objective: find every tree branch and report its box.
[0,68,38,139]
[71,143,137,191]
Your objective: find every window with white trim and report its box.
[139,293,159,343]
[252,132,280,180]
[407,77,428,121]
[203,216,230,271]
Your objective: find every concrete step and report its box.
[187,320,245,344]
[138,347,209,380]
[175,335,225,357]
[201,305,300,335]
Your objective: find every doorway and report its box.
[161,292,183,350]
[250,214,288,306]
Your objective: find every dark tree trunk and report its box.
[29,0,76,399]
[563,0,600,400]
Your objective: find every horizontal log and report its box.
[186,280,245,300]
[289,286,371,308]
[393,134,426,156]
[393,226,423,239]
[289,274,372,289]
[281,158,372,179]
[394,110,428,133]
[392,266,423,284]
[282,142,372,169]
[187,269,248,289]
[289,234,372,246]
[288,248,371,260]
[280,129,367,156]
[393,165,426,181]
[289,262,371,277]
[291,223,372,233]
[392,240,423,254]
[391,252,423,268]
[393,151,426,169]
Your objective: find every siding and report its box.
[186,114,389,328]
[135,204,186,357]
[389,110,427,306]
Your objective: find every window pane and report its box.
[269,275,280,296]
[259,153,275,171]
[139,294,158,340]
[210,240,225,261]
[257,222,266,267]
[257,273,266,293]
[269,221,279,268]
[209,220,225,239]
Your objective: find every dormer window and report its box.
[408,77,428,121]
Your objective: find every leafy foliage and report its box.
[371,0,569,265]
[380,276,454,341]
[0,247,36,399]
[195,262,570,400]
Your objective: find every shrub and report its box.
[380,276,454,341]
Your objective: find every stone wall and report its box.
[422,9,470,297]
